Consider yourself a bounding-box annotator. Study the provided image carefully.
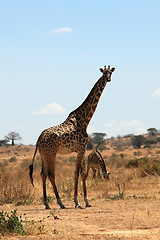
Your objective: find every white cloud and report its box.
[105,119,141,130]
[31,102,66,115]
[151,88,160,98]
[119,119,141,128]
[104,119,144,137]
[47,27,72,36]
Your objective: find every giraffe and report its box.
[29,65,115,209]
[86,149,110,179]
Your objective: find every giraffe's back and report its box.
[37,118,88,156]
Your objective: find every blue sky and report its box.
[0,0,160,145]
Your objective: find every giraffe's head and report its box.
[100,65,115,82]
[103,171,110,180]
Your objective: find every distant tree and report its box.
[124,134,134,138]
[0,139,8,147]
[87,132,107,150]
[4,131,22,146]
[116,135,122,139]
[131,135,146,149]
[87,138,93,150]
[147,128,158,136]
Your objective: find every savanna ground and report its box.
[0,138,160,239]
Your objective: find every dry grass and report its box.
[0,144,160,206]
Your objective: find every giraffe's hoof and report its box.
[75,204,82,209]
[45,205,51,210]
[86,203,92,208]
[60,204,66,209]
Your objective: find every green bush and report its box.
[126,159,139,168]
[126,157,149,168]
[138,157,149,163]
[0,210,25,235]
[133,151,142,156]
[152,163,160,174]
[143,162,160,176]
[9,156,17,163]
[115,145,123,151]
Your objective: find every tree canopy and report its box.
[131,135,146,149]
[4,132,22,146]
[87,132,107,150]
[147,128,158,136]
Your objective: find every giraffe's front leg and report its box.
[74,160,81,208]
[74,150,91,208]
[74,151,85,208]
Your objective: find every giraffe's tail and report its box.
[29,144,38,187]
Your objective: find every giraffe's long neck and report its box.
[69,74,108,129]
[96,149,107,178]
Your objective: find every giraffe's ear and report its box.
[100,68,104,73]
[111,67,115,72]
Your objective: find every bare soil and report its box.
[1,192,160,240]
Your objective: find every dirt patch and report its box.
[1,197,160,239]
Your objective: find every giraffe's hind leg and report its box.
[48,168,66,209]
[41,168,50,209]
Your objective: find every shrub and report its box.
[126,159,139,168]
[0,210,25,235]
[115,145,123,151]
[133,151,142,156]
[9,156,17,163]
[138,157,149,163]
[156,137,160,143]
[126,157,149,169]
[142,162,160,176]
[152,163,160,174]
[144,138,157,147]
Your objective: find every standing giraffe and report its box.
[86,149,110,179]
[29,65,115,209]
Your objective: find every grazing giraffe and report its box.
[29,65,115,209]
[86,149,110,179]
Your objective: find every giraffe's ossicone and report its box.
[29,65,115,209]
